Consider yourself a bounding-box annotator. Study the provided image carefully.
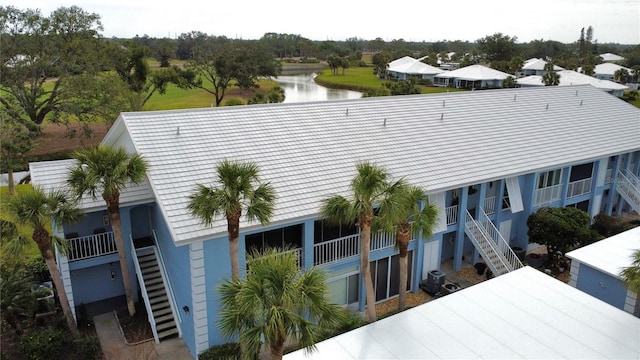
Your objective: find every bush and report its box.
[224,98,244,106]
[18,327,68,360]
[73,336,101,359]
[25,257,50,283]
[198,343,241,360]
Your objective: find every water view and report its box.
[275,73,363,103]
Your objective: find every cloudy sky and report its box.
[9,0,640,44]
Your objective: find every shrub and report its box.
[198,343,241,360]
[18,327,68,360]
[224,98,244,106]
[25,257,50,283]
[73,335,101,359]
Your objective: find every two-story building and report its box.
[29,84,640,359]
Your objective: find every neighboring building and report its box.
[517,70,629,97]
[590,62,633,82]
[600,52,626,63]
[285,266,640,359]
[387,56,444,82]
[520,58,564,77]
[566,226,640,317]
[30,84,640,358]
[433,64,511,89]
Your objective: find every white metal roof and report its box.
[521,58,564,71]
[593,62,633,76]
[284,266,640,360]
[29,159,154,212]
[517,70,629,91]
[566,226,640,279]
[434,64,511,81]
[388,57,443,75]
[600,53,626,62]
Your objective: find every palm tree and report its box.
[542,63,560,86]
[320,161,394,322]
[218,248,345,360]
[620,249,640,294]
[379,184,438,312]
[187,160,275,280]
[67,145,148,317]
[614,68,630,84]
[5,187,82,336]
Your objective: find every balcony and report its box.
[313,231,405,266]
[66,232,117,262]
[484,196,497,215]
[534,184,563,206]
[446,205,459,225]
[567,178,592,198]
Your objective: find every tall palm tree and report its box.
[67,145,148,317]
[187,160,275,280]
[320,161,394,322]
[614,68,630,84]
[621,249,640,294]
[218,248,345,360]
[379,184,438,312]
[542,63,560,86]
[5,187,82,336]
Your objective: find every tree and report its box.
[383,79,420,95]
[184,40,281,106]
[379,184,437,312]
[542,63,560,86]
[502,76,517,88]
[476,33,518,63]
[371,51,392,78]
[0,113,32,195]
[187,160,275,280]
[5,187,82,336]
[527,207,591,268]
[614,68,629,84]
[0,6,104,133]
[0,261,37,334]
[620,249,640,294]
[67,146,148,317]
[320,162,395,322]
[218,248,345,360]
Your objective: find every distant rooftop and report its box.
[517,70,628,92]
[434,64,510,80]
[600,53,626,62]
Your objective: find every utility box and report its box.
[441,283,461,295]
[421,270,446,296]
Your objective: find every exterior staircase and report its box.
[616,169,640,213]
[464,209,523,276]
[133,245,180,343]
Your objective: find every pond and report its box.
[275,72,363,103]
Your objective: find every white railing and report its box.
[446,205,459,225]
[567,178,592,198]
[314,234,359,266]
[464,211,510,276]
[616,169,640,213]
[484,196,497,215]
[130,236,159,344]
[370,231,395,251]
[67,232,116,261]
[534,184,563,206]
[151,230,182,328]
[476,208,524,272]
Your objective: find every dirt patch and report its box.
[375,291,432,319]
[30,122,108,157]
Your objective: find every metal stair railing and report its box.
[151,230,182,334]
[464,210,511,276]
[616,169,640,213]
[477,208,524,272]
[130,235,160,344]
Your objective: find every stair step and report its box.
[150,295,168,305]
[140,260,158,269]
[146,283,165,292]
[143,272,162,282]
[148,289,166,298]
[157,320,176,331]
[141,265,160,274]
[158,327,178,339]
[155,313,175,323]
[152,306,172,317]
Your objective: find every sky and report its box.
[9,0,640,44]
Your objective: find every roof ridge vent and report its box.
[580,100,583,106]
[443,100,445,107]
[346,108,349,116]
[441,113,444,120]
[576,89,579,96]
[383,118,386,126]
[513,94,517,101]
[176,126,180,135]
[546,104,549,110]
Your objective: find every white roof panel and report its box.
[522,58,564,71]
[29,159,154,212]
[285,267,640,359]
[593,62,632,76]
[517,70,629,91]
[100,85,640,243]
[434,64,511,80]
[566,226,640,278]
[600,53,626,62]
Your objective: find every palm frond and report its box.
[620,249,640,293]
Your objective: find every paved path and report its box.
[93,312,192,359]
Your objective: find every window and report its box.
[537,169,562,189]
[535,169,563,205]
[245,224,303,254]
[502,186,511,210]
[313,220,357,244]
[327,266,359,306]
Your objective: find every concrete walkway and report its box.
[94,312,193,359]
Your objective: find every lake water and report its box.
[275,73,363,103]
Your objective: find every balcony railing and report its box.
[314,234,359,266]
[534,184,563,206]
[446,205,459,225]
[567,178,592,198]
[484,196,497,215]
[67,232,116,261]
[371,231,395,251]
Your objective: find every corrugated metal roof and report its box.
[566,226,640,279]
[521,58,565,71]
[434,64,511,80]
[29,159,154,212]
[284,266,640,359]
[517,70,629,91]
[388,56,443,75]
[593,63,632,76]
[107,85,640,243]
[600,53,626,62]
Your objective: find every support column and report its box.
[303,219,315,270]
[190,241,209,354]
[472,183,488,264]
[454,187,469,271]
[606,156,621,215]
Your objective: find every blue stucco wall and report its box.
[204,234,234,347]
[576,263,628,310]
[71,262,125,305]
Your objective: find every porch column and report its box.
[472,183,488,264]
[559,166,571,207]
[607,155,622,215]
[588,160,601,218]
[454,187,469,271]
[495,179,505,226]
[189,241,209,354]
[616,154,633,214]
[302,219,315,270]
[413,201,426,293]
